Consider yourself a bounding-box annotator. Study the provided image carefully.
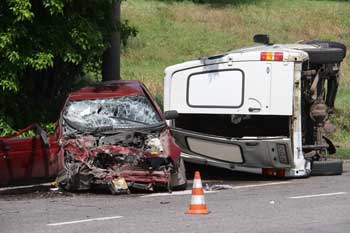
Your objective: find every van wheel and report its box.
[302,48,345,64]
[170,158,187,190]
[304,40,346,64]
[305,40,347,58]
[311,159,343,176]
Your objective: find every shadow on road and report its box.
[0,162,287,199]
[185,162,284,181]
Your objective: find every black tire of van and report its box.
[311,159,343,176]
[305,40,347,58]
[302,48,345,64]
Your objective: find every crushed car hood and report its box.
[56,128,181,192]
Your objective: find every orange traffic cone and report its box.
[186,171,209,214]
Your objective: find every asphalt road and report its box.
[1,162,350,233]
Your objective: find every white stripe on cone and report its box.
[192,179,203,189]
[191,195,206,205]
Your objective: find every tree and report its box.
[102,0,121,81]
[0,0,137,134]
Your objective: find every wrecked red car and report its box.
[0,81,187,193]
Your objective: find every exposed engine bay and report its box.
[57,129,177,193]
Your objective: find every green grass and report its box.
[333,148,350,160]
[329,88,350,149]
[121,0,350,156]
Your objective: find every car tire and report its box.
[311,159,343,176]
[170,158,187,190]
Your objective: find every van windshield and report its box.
[63,94,162,133]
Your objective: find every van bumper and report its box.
[172,128,311,177]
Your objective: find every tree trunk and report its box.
[102,0,121,81]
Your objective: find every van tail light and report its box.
[260,52,283,61]
[262,168,285,177]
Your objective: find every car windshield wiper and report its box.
[96,120,166,135]
[109,116,150,126]
[99,121,167,136]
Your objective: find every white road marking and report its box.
[142,181,293,197]
[142,190,218,197]
[47,216,123,226]
[232,181,293,189]
[0,183,51,192]
[288,192,347,199]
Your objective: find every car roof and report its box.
[68,80,145,101]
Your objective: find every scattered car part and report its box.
[109,177,129,194]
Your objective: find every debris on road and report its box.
[209,184,234,191]
[109,177,129,194]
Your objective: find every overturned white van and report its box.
[163,35,346,178]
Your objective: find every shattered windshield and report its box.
[63,94,162,133]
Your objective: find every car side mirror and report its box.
[164,110,179,120]
[253,34,270,45]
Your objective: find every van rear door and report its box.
[168,61,294,115]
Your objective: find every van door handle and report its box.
[248,107,261,112]
[246,142,259,146]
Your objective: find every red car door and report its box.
[0,124,63,186]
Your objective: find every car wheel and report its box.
[170,158,187,190]
[311,159,343,176]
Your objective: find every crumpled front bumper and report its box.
[56,160,172,192]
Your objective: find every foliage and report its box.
[0,0,137,135]
[0,118,14,136]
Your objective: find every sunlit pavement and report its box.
[1,162,349,233]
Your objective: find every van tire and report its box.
[305,40,346,59]
[170,158,187,190]
[302,48,345,64]
[311,159,343,176]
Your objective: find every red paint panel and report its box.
[160,128,181,165]
[0,134,63,186]
[68,80,144,101]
